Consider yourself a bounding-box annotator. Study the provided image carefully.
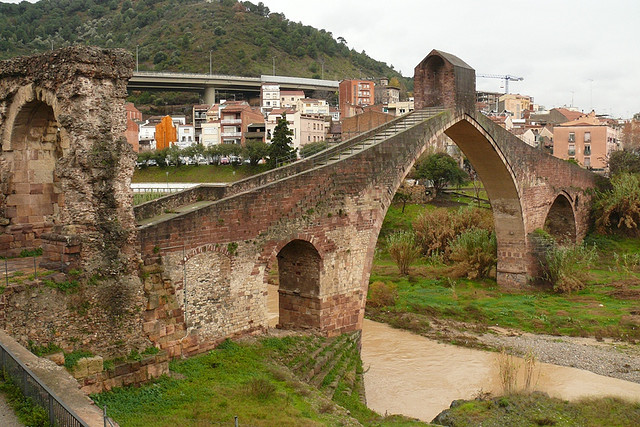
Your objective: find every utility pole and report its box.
[136,45,139,72]
[209,51,212,75]
[588,79,594,111]
[272,57,276,76]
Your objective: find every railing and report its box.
[0,343,89,427]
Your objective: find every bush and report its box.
[449,229,497,279]
[367,281,397,308]
[386,231,421,275]
[413,207,494,259]
[541,244,596,292]
[593,173,640,236]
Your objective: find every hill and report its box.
[0,0,413,94]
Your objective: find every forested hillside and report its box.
[0,0,412,93]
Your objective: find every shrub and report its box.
[367,281,398,308]
[593,172,640,236]
[413,207,493,259]
[246,377,276,400]
[386,231,421,275]
[541,244,596,293]
[449,229,497,279]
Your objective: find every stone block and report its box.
[71,358,90,379]
[86,356,104,375]
[44,352,65,366]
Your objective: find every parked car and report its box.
[220,157,230,165]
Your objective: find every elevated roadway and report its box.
[127,71,339,104]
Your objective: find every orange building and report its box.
[155,115,177,150]
[552,111,620,171]
[339,79,374,119]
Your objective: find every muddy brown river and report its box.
[267,285,640,422]
[361,319,640,422]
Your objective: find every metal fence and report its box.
[0,341,89,427]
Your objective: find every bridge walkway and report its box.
[136,107,445,229]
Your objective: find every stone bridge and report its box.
[0,47,598,357]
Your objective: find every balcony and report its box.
[221,118,242,125]
[221,131,242,138]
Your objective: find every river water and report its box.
[361,319,640,422]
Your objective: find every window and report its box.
[568,132,575,142]
[568,144,575,156]
[584,132,591,142]
[584,157,591,168]
[584,144,591,156]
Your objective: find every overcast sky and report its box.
[264,0,639,119]
[4,0,638,118]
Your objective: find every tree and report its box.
[299,140,327,158]
[414,152,467,196]
[269,115,296,167]
[243,140,269,166]
[386,231,421,276]
[609,150,640,176]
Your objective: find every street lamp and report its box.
[209,50,212,75]
[272,57,276,76]
[136,45,139,72]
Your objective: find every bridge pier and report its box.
[203,85,216,105]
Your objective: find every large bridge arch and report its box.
[543,193,577,243]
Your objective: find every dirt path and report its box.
[0,392,23,427]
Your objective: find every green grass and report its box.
[133,164,270,184]
[433,392,640,426]
[92,336,433,427]
[0,372,50,427]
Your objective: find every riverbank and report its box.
[361,319,640,423]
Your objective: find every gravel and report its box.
[479,329,640,384]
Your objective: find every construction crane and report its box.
[477,73,524,94]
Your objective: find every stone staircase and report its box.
[135,107,445,228]
[277,332,363,400]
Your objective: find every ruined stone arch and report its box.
[0,85,70,255]
[544,193,577,243]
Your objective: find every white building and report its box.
[261,84,281,113]
[139,122,157,150]
[280,90,305,109]
[201,121,221,147]
[176,124,195,148]
[296,98,330,116]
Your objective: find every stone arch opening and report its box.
[544,194,576,243]
[1,99,64,255]
[420,55,445,107]
[275,239,322,330]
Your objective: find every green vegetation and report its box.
[27,341,63,357]
[43,278,80,294]
[432,392,640,427]
[0,0,411,93]
[593,172,640,236]
[269,114,296,166]
[64,350,94,369]
[386,231,421,276]
[369,229,640,342]
[0,371,50,427]
[133,163,269,183]
[92,336,431,426]
[413,153,468,196]
[19,247,43,258]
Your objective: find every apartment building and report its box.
[296,98,330,116]
[280,90,305,109]
[339,79,375,118]
[498,94,532,119]
[553,111,620,171]
[202,101,264,146]
[261,84,281,113]
[374,78,400,105]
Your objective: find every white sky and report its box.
[4,0,639,118]
[264,0,640,119]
